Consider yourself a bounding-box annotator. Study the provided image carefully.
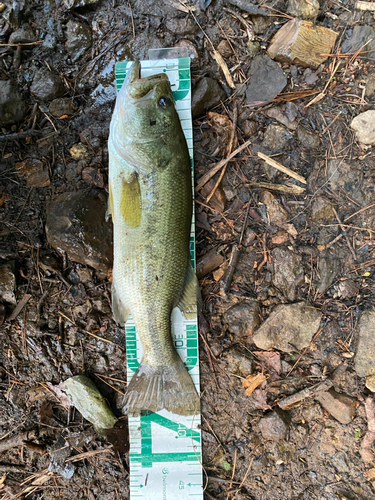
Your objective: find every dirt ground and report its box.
[1,0,375,498]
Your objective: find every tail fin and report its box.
[121,355,199,416]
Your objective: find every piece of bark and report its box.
[267,19,338,69]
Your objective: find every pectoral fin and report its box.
[112,280,129,327]
[120,174,142,228]
[177,262,202,320]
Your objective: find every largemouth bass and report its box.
[108,61,201,416]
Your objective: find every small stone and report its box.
[365,74,375,97]
[287,0,320,20]
[350,110,375,145]
[222,347,254,376]
[15,159,50,188]
[222,300,261,339]
[267,19,338,69]
[266,105,298,131]
[297,126,320,149]
[246,55,287,108]
[49,98,75,117]
[191,77,226,118]
[165,16,198,36]
[48,436,75,480]
[64,375,118,435]
[262,191,288,226]
[259,409,289,440]
[262,124,293,152]
[365,374,375,392]
[355,311,375,378]
[316,255,341,294]
[70,143,89,160]
[246,41,260,57]
[253,302,322,352]
[43,33,57,49]
[271,246,304,301]
[341,26,375,61]
[30,70,65,101]
[332,279,359,299]
[45,189,113,272]
[311,196,335,222]
[65,20,92,63]
[8,24,36,43]
[174,39,198,59]
[242,119,258,137]
[82,167,105,188]
[217,39,233,58]
[327,159,368,205]
[0,80,28,127]
[315,389,357,424]
[0,261,16,305]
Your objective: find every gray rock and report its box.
[259,409,289,440]
[65,20,92,63]
[65,375,118,435]
[350,110,375,145]
[332,279,359,299]
[297,126,320,150]
[49,98,75,117]
[43,33,57,49]
[355,311,375,378]
[165,16,198,35]
[0,261,16,305]
[242,119,257,138]
[316,255,341,294]
[315,389,357,424]
[271,246,304,301]
[48,436,75,480]
[222,300,261,339]
[327,159,368,205]
[265,104,298,130]
[253,302,322,352]
[0,80,28,127]
[310,196,335,222]
[246,55,287,108]
[262,124,293,152]
[30,70,65,101]
[287,0,320,20]
[342,26,375,61]
[8,24,36,43]
[46,189,113,272]
[191,77,226,118]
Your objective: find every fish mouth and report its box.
[125,61,169,100]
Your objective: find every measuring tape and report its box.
[115,53,203,500]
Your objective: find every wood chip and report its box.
[8,293,32,321]
[212,49,236,89]
[247,181,305,195]
[257,152,307,184]
[355,0,375,9]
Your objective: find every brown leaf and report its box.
[242,372,267,396]
[251,388,272,411]
[254,351,281,375]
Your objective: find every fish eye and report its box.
[158,96,168,107]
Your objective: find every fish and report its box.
[107,61,201,416]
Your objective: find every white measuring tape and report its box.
[115,53,203,500]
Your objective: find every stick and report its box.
[0,429,38,454]
[196,140,251,191]
[246,181,305,195]
[332,207,357,262]
[0,130,43,142]
[258,152,307,184]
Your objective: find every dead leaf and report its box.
[251,388,272,410]
[207,111,237,156]
[0,474,6,486]
[242,372,268,396]
[254,351,281,375]
[0,193,8,207]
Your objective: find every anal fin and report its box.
[112,280,129,327]
[177,262,202,320]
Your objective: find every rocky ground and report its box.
[1,0,375,498]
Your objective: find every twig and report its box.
[344,200,375,222]
[286,326,324,377]
[194,199,235,230]
[246,181,305,195]
[0,129,43,142]
[226,450,237,500]
[207,103,239,203]
[0,41,43,47]
[196,140,251,191]
[321,111,342,135]
[361,396,375,462]
[305,61,342,108]
[257,152,306,184]
[332,207,357,262]
[0,429,38,454]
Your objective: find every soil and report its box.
[1,0,375,499]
